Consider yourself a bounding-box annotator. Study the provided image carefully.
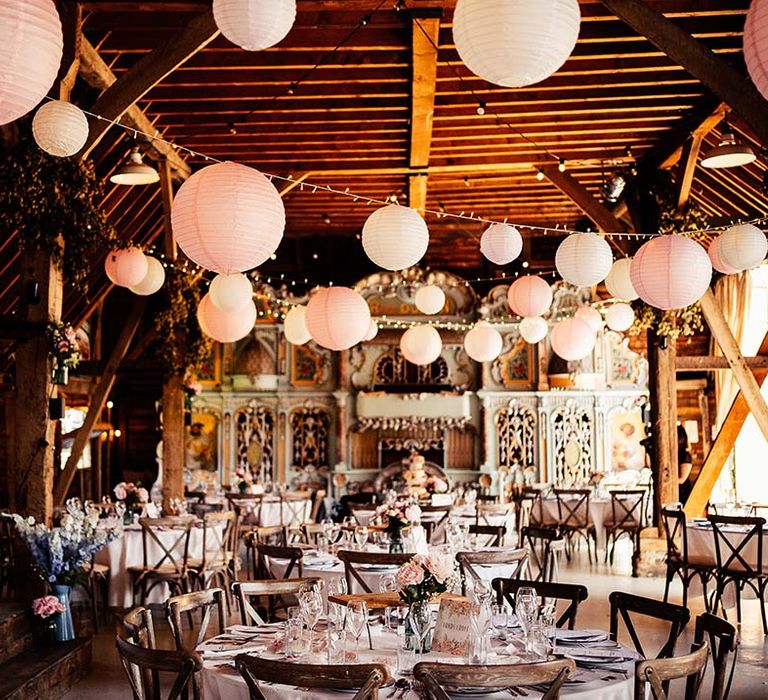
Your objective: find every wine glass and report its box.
[515,587,540,636]
[354,526,369,550]
[379,573,398,629]
[345,601,368,657]
[115,501,126,523]
[491,604,508,640]
[299,588,323,647]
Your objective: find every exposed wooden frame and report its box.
[674,134,702,211]
[158,158,177,259]
[676,355,768,371]
[56,3,83,102]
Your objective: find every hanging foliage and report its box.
[0,123,119,291]
[153,266,213,378]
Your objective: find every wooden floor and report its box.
[64,542,768,699]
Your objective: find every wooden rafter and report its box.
[56,3,83,102]
[158,158,177,259]
[677,355,768,371]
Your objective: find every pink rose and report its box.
[395,559,425,588]
[405,505,422,522]
[424,551,455,583]
[113,483,127,501]
[137,488,149,503]
[32,596,64,619]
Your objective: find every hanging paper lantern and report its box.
[464,321,503,362]
[305,287,371,351]
[556,233,613,287]
[414,285,445,315]
[453,0,580,88]
[575,305,603,333]
[744,0,768,101]
[172,161,285,274]
[212,0,296,51]
[400,325,442,365]
[630,235,712,310]
[197,293,256,343]
[106,247,148,288]
[550,317,596,361]
[363,319,379,341]
[0,0,63,127]
[605,303,635,332]
[717,223,768,272]
[209,272,253,312]
[129,256,165,296]
[507,275,553,317]
[708,236,739,275]
[480,223,523,265]
[32,100,88,157]
[361,205,429,271]
[604,258,638,301]
[283,305,312,346]
[520,316,548,344]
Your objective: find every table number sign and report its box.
[431,598,477,655]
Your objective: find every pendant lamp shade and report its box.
[604,258,638,301]
[520,316,548,344]
[213,0,296,51]
[414,285,446,315]
[197,293,256,343]
[555,232,613,287]
[209,273,253,312]
[717,223,768,272]
[463,321,503,362]
[129,256,165,296]
[283,305,312,346]
[480,223,523,265]
[400,325,442,366]
[507,275,553,318]
[550,317,596,361]
[32,100,88,157]
[305,287,371,351]
[361,205,429,270]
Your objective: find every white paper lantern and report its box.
[305,287,371,351]
[717,224,768,272]
[400,325,442,366]
[213,0,296,51]
[520,316,548,344]
[708,236,739,275]
[129,256,165,296]
[480,223,522,265]
[414,285,445,315]
[575,305,603,333]
[172,161,285,274]
[604,258,638,301]
[605,303,635,332]
[744,0,768,101]
[32,100,88,157]
[507,275,553,317]
[106,247,148,288]
[464,321,503,362]
[197,293,256,343]
[284,305,312,346]
[361,205,429,270]
[453,0,580,88]
[550,317,596,361]
[363,319,379,341]
[556,233,613,287]
[630,235,712,310]
[209,272,253,312]
[0,0,63,126]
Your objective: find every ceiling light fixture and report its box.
[110,146,159,185]
[558,158,567,173]
[701,126,756,169]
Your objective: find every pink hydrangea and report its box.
[395,559,425,588]
[32,595,65,619]
[424,551,455,583]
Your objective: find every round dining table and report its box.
[539,498,612,551]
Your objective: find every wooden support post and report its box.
[674,134,702,211]
[161,374,185,511]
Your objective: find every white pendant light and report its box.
[414,285,445,315]
[717,224,768,272]
[480,223,522,265]
[32,100,89,157]
[305,287,371,351]
[110,147,160,185]
[464,321,503,362]
[519,316,548,344]
[129,256,165,296]
[106,247,149,288]
[284,305,312,346]
[363,319,379,341]
[555,232,613,287]
[400,325,442,366]
[550,317,596,361]
[575,305,603,333]
[197,293,256,343]
[213,0,296,51]
[605,303,635,332]
[604,258,638,301]
[209,272,253,312]
[361,204,429,271]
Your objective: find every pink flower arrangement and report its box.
[395,559,425,588]
[376,499,421,531]
[32,595,65,619]
[113,482,148,511]
[396,551,456,604]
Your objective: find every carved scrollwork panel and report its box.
[290,407,331,470]
[551,403,593,485]
[235,403,275,482]
[494,401,537,471]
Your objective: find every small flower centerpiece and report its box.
[32,595,65,644]
[114,482,149,523]
[376,500,421,553]
[47,322,80,385]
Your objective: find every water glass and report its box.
[526,621,551,660]
[354,526,369,549]
[284,618,307,660]
[327,623,345,664]
[491,604,508,640]
[317,532,329,554]
[396,623,416,674]
[466,620,488,664]
[346,601,368,656]
[515,587,539,635]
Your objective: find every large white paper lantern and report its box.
[480,223,522,265]
[198,293,256,343]
[415,285,445,315]
[106,247,148,288]
[575,305,603,333]
[744,0,768,100]
[129,256,165,296]
[453,0,580,88]
[363,319,379,341]
[507,275,553,317]
[400,325,442,366]
[172,161,285,274]
[361,205,429,270]
[213,0,296,51]
[556,233,613,287]
[717,224,768,272]
[32,100,88,157]
[464,321,503,362]
[604,258,638,301]
[520,316,548,344]
[630,235,712,310]
[708,236,738,275]
[305,287,371,351]
[209,272,253,312]
[284,305,312,346]
[0,0,63,126]
[550,317,596,361]
[605,303,635,332]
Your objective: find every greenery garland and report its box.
[0,123,119,292]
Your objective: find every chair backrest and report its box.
[232,578,322,626]
[707,514,765,576]
[337,550,413,594]
[200,510,236,570]
[520,526,563,582]
[123,606,157,649]
[414,659,576,700]
[521,487,546,529]
[256,542,304,580]
[609,591,690,659]
[165,587,226,650]
[475,503,513,529]
[492,577,588,630]
[235,654,391,700]
[468,524,506,547]
[310,489,326,523]
[634,641,709,700]
[139,517,195,576]
[456,548,527,596]
[301,522,325,545]
[420,504,453,544]
[553,489,590,529]
[280,492,313,528]
[253,525,287,547]
[116,635,202,700]
[661,504,686,562]
[693,613,737,700]
[608,490,646,529]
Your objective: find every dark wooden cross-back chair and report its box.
[192,510,236,605]
[492,578,588,630]
[280,492,313,528]
[523,487,555,531]
[165,587,226,651]
[456,548,527,596]
[553,488,596,563]
[232,578,321,626]
[468,523,506,547]
[256,542,304,581]
[337,550,413,593]
[419,504,453,544]
[520,525,563,582]
[693,613,737,700]
[123,606,157,649]
[635,642,709,700]
[605,489,646,576]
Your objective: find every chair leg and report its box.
[663,567,671,603]
[759,581,768,635]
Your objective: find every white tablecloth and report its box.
[540,499,611,550]
[231,496,312,528]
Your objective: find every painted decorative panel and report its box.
[494,400,537,471]
[235,402,275,482]
[550,401,593,485]
[291,407,331,469]
[373,348,449,387]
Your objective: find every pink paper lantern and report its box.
[197,293,256,343]
[575,305,603,333]
[550,317,596,361]
[630,235,712,310]
[400,324,442,365]
[106,247,148,288]
[507,275,553,317]
[708,236,738,275]
[171,161,285,274]
[744,0,768,101]
[464,321,503,362]
[305,287,371,351]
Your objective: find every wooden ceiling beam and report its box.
[674,132,702,211]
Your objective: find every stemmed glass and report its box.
[379,573,398,629]
[491,603,509,641]
[299,587,323,648]
[354,526,369,550]
[114,501,127,523]
[346,601,368,657]
[515,587,540,638]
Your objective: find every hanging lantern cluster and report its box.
[198,292,256,343]
[105,248,167,296]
